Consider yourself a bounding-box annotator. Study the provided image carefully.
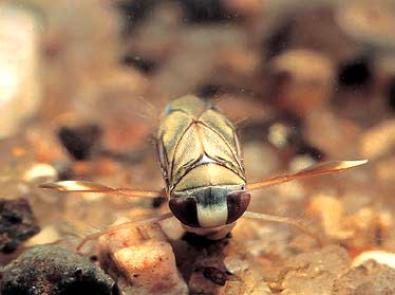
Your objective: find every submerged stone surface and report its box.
[281,245,351,295]
[0,245,116,295]
[333,260,395,295]
[0,198,40,253]
[98,221,188,295]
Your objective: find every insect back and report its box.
[157,95,249,229]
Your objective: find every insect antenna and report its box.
[243,211,324,246]
[247,160,368,191]
[233,116,251,130]
[134,96,160,125]
[76,212,173,253]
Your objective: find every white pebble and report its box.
[23,163,58,183]
[352,250,395,270]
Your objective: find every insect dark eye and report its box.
[226,192,250,224]
[169,198,199,227]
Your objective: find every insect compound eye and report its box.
[226,192,251,224]
[169,197,200,227]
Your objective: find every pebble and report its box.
[333,260,395,294]
[98,221,188,295]
[352,250,395,269]
[23,163,58,183]
[0,245,116,295]
[0,198,40,253]
[281,245,351,295]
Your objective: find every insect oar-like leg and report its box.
[76,212,173,253]
[39,180,166,200]
[243,211,323,246]
[247,160,368,191]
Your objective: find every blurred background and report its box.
[1,0,395,291]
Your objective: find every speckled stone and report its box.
[0,245,116,295]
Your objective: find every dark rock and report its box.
[196,84,222,98]
[1,245,116,295]
[296,143,326,161]
[176,0,236,23]
[0,198,40,253]
[202,266,227,286]
[58,124,102,161]
[337,57,372,89]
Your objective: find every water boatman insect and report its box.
[40,95,368,245]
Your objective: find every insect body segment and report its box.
[158,96,248,229]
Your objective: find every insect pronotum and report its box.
[40,95,367,247]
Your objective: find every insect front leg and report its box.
[76,212,173,253]
[243,211,324,246]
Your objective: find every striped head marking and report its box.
[169,187,250,228]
